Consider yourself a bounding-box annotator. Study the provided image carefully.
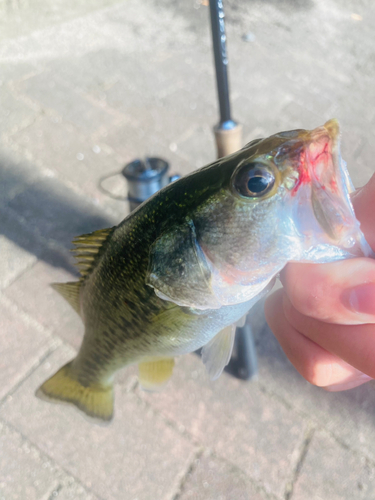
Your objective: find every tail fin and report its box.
[36,361,114,422]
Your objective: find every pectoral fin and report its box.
[138,358,175,391]
[235,314,247,328]
[201,324,236,380]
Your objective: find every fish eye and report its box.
[233,162,275,198]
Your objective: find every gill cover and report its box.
[146,219,222,308]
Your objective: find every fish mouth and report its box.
[288,119,371,258]
[302,119,358,246]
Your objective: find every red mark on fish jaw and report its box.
[220,273,236,285]
[329,177,338,194]
[291,151,310,195]
[291,138,339,195]
[310,140,339,194]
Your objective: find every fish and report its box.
[36,119,372,422]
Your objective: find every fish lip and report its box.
[306,119,340,186]
[286,120,340,196]
[301,119,360,246]
[322,118,340,141]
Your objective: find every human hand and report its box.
[264,174,375,391]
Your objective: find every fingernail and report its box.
[325,374,373,392]
[347,283,375,315]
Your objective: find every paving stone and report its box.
[101,120,203,179]
[353,136,375,187]
[0,84,36,137]
[45,49,133,98]
[0,0,199,65]
[0,420,61,500]
[274,101,327,132]
[0,62,40,85]
[93,57,180,109]
[101,112,172,162]
[0,144,47,208]
[338,127,367,188]
[47,46,213,104]
[293,430,375,500]
[103,85,204,148]
[0,346,198,500]
[289,89,336,121]
[225,0,367,87]
[138,353,307,499]
[144,0,210,41]
[178,453,268,500]
[0,295,55,401]
[0,7,118,67]
[0,236,37,291]
[15,70,125,135]
[0,202,76,276]
[6,174,112,249]
[173,123,216,169]
[53,483,99,500]
[159,87,217,127]
[254,319,375,464]
[6,115,128,218]
[4,252,83,350]
[0,420,99,500]
[6,115,106,181]
[1,0,375,499]
[0,208,43,271]
[95,50,217,119]
[98,0,200,53]
[101,86,216,171]
[0,0,121,42]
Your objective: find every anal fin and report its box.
[138,358,175,391]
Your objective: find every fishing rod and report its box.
[209,0,242,158]
[209,0,258,381]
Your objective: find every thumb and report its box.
[352,173,375,251]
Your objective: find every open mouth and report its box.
[309,121,339,186]
[301,119,369,256]
[306,120,346,240]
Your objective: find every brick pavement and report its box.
[1,0,375,499]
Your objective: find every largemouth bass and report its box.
[37,119,372,422]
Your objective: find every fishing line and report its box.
[97,170,128,201]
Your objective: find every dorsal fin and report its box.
[71,227,114,277]
[51,281,82,315]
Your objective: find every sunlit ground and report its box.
[0,1,375,499]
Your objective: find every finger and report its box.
[283,294,375,379]
[279,258,375,325]
[352,172,375,250]
[265,290,371,387]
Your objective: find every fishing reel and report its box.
[99,157,179,212]
[122,157,179,211]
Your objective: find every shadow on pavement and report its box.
[0,151,115,274]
